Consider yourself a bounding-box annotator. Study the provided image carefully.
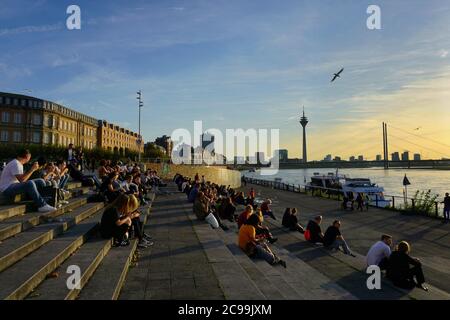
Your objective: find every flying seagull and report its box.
[331,68,344,82]
[414,127,422,131]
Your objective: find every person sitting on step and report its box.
[323,220,356,257]
[254,208,278,244]
[387,241,429,291]
[0,149,56,213]
[366,234,393,270]
[126,194,153,249]
[238,214,286,268]
[282,208,305,234]
[306,215,324,244]
[233,191,246,206]
[100,194,133,247]
[260,198,276,220]
[194,191,228,231]
[237,205,254,229]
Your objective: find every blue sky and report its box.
[1,0,449,160]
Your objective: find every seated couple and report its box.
[305,216,356,257]
[366,235,428,291]
[237,205,278,244]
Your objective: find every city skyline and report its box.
[1,1,449,160]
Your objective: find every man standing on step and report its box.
[441,193,450,224]
[0,149,56,212]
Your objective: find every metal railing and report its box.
[243,177,444,220]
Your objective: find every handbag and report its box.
[304,229,311,241]
[205,212,219,229]
[40,186,58,207]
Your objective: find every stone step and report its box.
[263,210,450,300]
[0,210,104,300]
[26,235,112,300]
[0,204,27,222]
[0,202,104,273]
[77,239,138,300]
[0,185,89,223]
[272,247,356,300]
[0,197,88,242]
[216,227,295,300]
[78,195,155,300]
[184,205,266,300]
[66,182,82,190]
[220,223,343,300]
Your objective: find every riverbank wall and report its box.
[145,163,242,188]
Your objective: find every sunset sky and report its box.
[1,0,449,160]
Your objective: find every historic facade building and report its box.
[0,92,143,154]
[98,120,143,154]
[0,92,97,149]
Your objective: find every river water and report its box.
[242,168,450,200]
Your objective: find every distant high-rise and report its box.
[391,152,400,161]
[201,133,215,152]
[274,149,288,162]
[324,154,332,161]
[402,151,410,161]
[299,107,308,163]
[414,153,421,161]
[255,152,265,165]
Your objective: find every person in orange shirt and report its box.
[238,214,286,268]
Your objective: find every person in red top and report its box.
[237,205,254,229]
[260,199,276,220]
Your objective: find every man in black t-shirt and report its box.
[323,220,355,256]
[306,215,324,243]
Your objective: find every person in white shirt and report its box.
[67,144,76,163]
[0,149,56,212]
[366,234,393,270]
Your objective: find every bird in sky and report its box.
[331,68,344,82]
[414,127,422,131]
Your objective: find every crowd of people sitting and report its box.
[173,172,431,292]
[174,173,287,268]
[0,149,76,212]
[0,151,432,291]
[0,146,164,249]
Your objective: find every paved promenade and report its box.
[239,183,450,296]
[120,183,449,300]
[120,186,225,300]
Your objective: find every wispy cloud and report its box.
[0,22,63,36]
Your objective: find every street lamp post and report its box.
[136,90,143,163]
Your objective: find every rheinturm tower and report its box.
[299,107,308,163]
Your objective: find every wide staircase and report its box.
[121,183,450,300]
[2,181,448,300]
[0,181,154,300]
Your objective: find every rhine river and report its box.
[242,168,450,200]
